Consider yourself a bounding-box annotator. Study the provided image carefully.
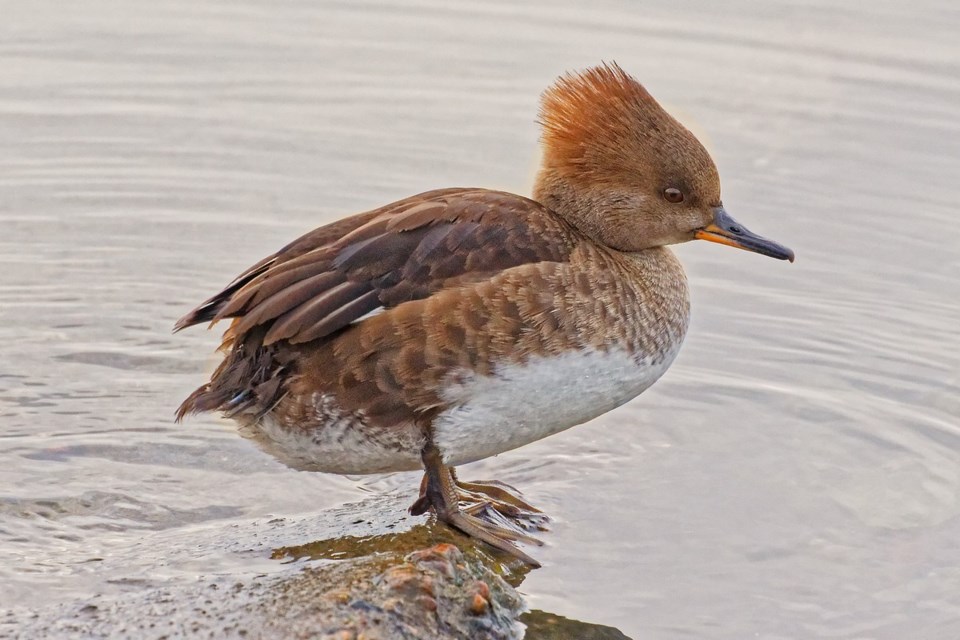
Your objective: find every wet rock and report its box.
[255,542,524,639]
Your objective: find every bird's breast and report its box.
[431,247,690,465]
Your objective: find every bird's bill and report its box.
[695,206,795,262]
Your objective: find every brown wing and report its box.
[174,188,578,346]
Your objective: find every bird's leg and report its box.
[409,443,543,567]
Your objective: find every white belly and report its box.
[432,344,681,466]
[239,344,680,474]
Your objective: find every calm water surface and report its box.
[2,0,959,637]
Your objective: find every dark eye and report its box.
[663,187,684,204]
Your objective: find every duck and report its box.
[174,62,793,566]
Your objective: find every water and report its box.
[2,0,959,637]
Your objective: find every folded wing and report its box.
[175,188,577,346]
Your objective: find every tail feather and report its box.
[175,326,289,422]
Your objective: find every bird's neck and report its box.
[532,168,607,243]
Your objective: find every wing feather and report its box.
[175,188,577,346]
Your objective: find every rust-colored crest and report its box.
[537,62,711,184]
[539,63,656,138]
